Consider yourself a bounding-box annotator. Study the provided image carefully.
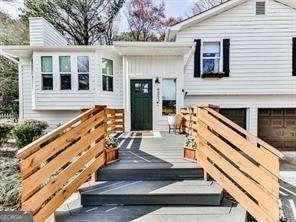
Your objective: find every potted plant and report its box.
[183,136,197,162]
[105,135,119,165]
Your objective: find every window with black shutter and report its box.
[194,39,201,78]
[223,39,230,77]
[293,37,296,76]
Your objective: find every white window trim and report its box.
[201,39,224,75]
[77,56,90,91]
[41,56,53,91]
[59,56,72,91]
[102,57,114,92]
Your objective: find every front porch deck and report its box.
[110,131,199,169]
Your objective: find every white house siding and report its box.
[18,50,123,128]
[123,55,184,131]
[176,0,296,95]
[173,0,296,136]
[184,94,296,135]
[32,50,123,111]
[19,58,80,129]
[29,17,67,46]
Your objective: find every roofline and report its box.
[0,45,115,51]
[166,0,296,41]
[169,0,232,28]
[168,0,247,32]
[113,41,193,48]
[0,42,193,57]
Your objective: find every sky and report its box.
[0,0,195,19]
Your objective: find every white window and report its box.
[41,56,53,90]
[77,56,89,90]
[202,42,221,74]
[102,58,113,92]
[162,79,176,116]
[59,56,71,90]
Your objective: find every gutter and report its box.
[0,49,19,64]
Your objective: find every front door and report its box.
[130,79,153,131]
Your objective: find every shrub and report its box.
[0,123,13,147]
[12,120,48,149]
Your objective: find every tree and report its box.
[187,0,225,17]
[22,0,125,45]
[125,0,181,42]
[158,16,182,41]
[0,12,29,114]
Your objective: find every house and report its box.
[1,0,296,151]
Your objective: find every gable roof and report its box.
[165,0,296,41]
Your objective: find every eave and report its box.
[113,41,193,56]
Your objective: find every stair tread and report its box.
[80,180,222,195]
[56,205,246,222]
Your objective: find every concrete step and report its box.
[98,167,203,181]
[80,180,222,206]
[55,204,247,222]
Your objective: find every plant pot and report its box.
[0,211,33,222]
[105,147,119,165]
[183,146,196,162]
[167,115,176,125]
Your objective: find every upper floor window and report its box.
[102,58,113,92]
[59,56,71,90]
[77,56,89,90]
[256,1,265,15]
[202,42,221,74]
[162,79,176,116]
[41,56,53,90]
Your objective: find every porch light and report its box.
[155,78,160,84]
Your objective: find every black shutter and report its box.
[194,39,201,77]
[223,39,230,77]
[293,37,296,76]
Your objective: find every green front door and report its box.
[131,79,153,131]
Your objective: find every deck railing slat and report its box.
[18,105,124,222]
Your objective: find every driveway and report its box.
[280,152,296,222]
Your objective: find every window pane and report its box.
[162,100,176,116]
[41,56,52,73]
[59,56,71,72]
[102,58,113,75]
[203,42,220,57]
[42,74,53,90]
[134,83,148,94]
[162,79,176,100]
[60,74,71,90]
[77,56,89,73]
[78,74,89,90]
[203,59,219,73]
[103,75,113,91]
[162,79,176,115]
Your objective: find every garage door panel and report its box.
[220,108,247,130]
[285,109,296,116]
[258,108,296,151]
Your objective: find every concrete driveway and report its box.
[280,152,296,222]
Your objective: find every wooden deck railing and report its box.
[17,105,124,222]
[106,108,124,134]
[180,107,198,136]
[196,105,284,222]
